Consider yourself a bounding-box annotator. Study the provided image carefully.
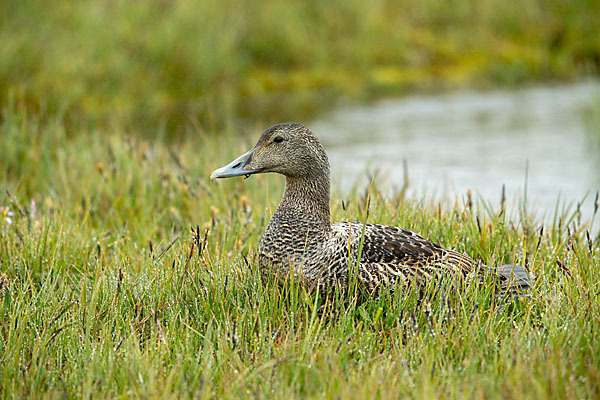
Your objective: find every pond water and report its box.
[310,81,600,226]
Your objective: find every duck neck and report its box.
[274,174,331,233]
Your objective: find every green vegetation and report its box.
[2,1,600,396]
[2,0,599,133]
[1,105,599,398]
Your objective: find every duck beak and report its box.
[210,148,262,180]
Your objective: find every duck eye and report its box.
[273,136,284,143]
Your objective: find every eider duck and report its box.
[210,123,531,295]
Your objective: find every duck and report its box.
[210,123,531,295]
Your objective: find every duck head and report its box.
[210,123,330,180]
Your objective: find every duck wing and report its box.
[347,223,531,294]
[334,223,475,289]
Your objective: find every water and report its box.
[310,81,600,225]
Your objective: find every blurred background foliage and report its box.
[1,0,599,136]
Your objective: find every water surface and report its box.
[310,81,600,225]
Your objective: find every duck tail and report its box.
[495,264,533,296]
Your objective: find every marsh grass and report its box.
[1,106,600,398]
[1,0,599,134]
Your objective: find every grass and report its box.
[1,0,599,135]
[1,105,600,398]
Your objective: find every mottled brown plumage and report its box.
[210,123,531,295]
